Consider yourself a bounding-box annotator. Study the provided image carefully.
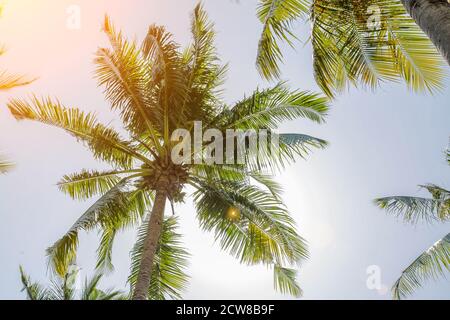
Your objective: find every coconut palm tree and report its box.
[19,266,126,300]
[8,4,329,300]
[256,0,446,98]
[375,147,450,300]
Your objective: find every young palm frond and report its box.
[9,4,328,299]
[256,0,445,98]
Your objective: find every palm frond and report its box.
[222,83,329,129]
[392,233,450,300]
[256,0,309,79]
[375,185,450,224]
[97,16,161,143]
[192,179,307,296]
[58,169,135,200]
[7,96,142,169]
[47,181,132,276]
[129,216,190,300]
[0,71,34,90]
[142,23,187,141]
[95,188,153,273]
[273,264,302,297]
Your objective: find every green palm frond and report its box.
[375,184,450,224]
[256,0,309,79]
[222,83,329,129]
[129,216,190,300]
[47,181,133,276]
[80,273,126,300]
[58,169,142,200]
[183,4,226,118]
[19,266,50,300]
[273,264,302,297]
[392,233,450,300]
[142,24,188,141]
[257,0,445,98]
[7,96,142,169]
[95,189,153,273]
[192,178,307,296]
[97,17,162,143]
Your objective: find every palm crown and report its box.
[256,0,446,98]
[8,4,329,299]
[375,147,450,299]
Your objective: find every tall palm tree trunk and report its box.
[401,0,450,65]
[132,189,167,300]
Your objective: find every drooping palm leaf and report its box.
[392,233,450,300]
[375,184,450,224]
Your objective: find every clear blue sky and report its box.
[0,0,449,299]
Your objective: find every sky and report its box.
[0,0,449,300]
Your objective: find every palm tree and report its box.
[8,4,329,300]
[256,0,446,98]
[19,266,126,300]
[375,147,450,299]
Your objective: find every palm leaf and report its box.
[256,0,309,79]
[392,233,450,300]
[7,96,143,169]
[19,266,49,300]
[128,216,190,300]
[375,184,450,224]
[47,181,133,276]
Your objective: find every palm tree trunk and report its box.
[400,0,450,65]
[132,189,167,300]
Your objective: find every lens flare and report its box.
[226,206,240,221]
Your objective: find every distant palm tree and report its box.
[256,0,446,98]
[19,266,126,300]
[8,4,329,300]
[375,147,450,300]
